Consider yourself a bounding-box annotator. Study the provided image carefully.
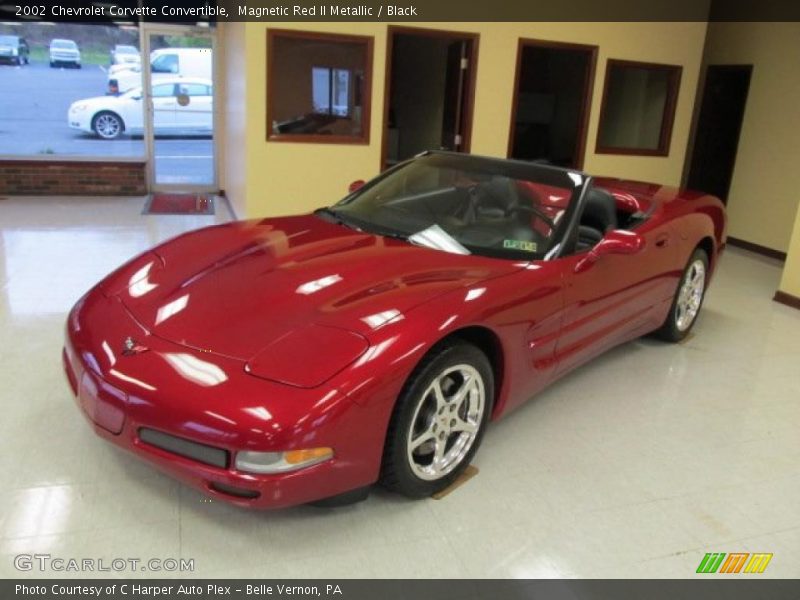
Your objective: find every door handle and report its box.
[655,233,670,248]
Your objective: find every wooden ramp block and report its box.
[431,465,479,500]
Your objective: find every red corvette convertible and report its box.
[64,152,726,508]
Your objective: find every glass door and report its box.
[140,26,216,191]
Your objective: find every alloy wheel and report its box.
[406,364,485,481]
[675,259,706,331]
[95,114,121,139]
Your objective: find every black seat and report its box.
[459,177,540,246]
[578,188,617,248]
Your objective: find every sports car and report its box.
[63,152,726,508]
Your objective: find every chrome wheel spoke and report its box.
[431,437,446,471]
[431,379,447,411]
[451,416,478,434]
[410,428,435,451]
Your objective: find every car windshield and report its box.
[328,153,586,260]
[0,36,18,45]
[52,40,76,49]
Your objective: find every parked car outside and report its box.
[0,35,30,65]
[109,44,140,66]
[107,47,212,94]
[68,77,213,139]
[50,39,81,68]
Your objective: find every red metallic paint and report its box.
[64,175,726,508]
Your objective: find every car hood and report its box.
[71,95,130,110]
[112,215,523,361]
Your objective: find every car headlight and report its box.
[71,103,88,112]
[11,48,17,56]
[235,448,333,474]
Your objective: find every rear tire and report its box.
[381,340,493,498]
[654,248,709,342]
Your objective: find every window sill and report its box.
[266,133,370,145]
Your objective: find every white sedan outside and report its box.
[68,78,213,140]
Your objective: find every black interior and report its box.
[381,176,550,252]
[576,188,618,250]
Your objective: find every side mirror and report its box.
[575,230,645,273]
[348,179,366,193]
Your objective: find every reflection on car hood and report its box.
[115,215,523,360]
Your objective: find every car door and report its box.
[553,202,677,376]
[174,83,212,132]
[150,83,177,132]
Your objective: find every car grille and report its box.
[138,428,229,469]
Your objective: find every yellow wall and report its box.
[780,205,800,297]
[702,22,800,254]
[220,21,708,219]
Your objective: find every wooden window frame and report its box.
[266,28,373,145]
[595,59,682,157]
[506,37,598,169]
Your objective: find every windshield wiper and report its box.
[314,207,361,231]
[315,208,409,241]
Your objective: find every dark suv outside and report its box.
[0,35,30,66]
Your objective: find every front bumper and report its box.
[51,55,80,64]
[63,291,384,509]
[67,108,90,132]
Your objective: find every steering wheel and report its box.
[507,204,557,230]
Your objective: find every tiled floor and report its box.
[0,195,798,579]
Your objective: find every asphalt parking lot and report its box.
[0,60,213,184]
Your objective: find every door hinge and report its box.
[460,57,469,70]
[454,134,463,146]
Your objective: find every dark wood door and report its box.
[687,65,752,204]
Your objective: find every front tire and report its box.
[92,111,124,140]
[655,248,709,342]
[381,340,493,498]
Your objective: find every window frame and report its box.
[595,59,682,157]
[266,28,373,145]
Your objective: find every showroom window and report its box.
[0,22,145,158]
[595,59,682,156]
[267,29,373,143]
